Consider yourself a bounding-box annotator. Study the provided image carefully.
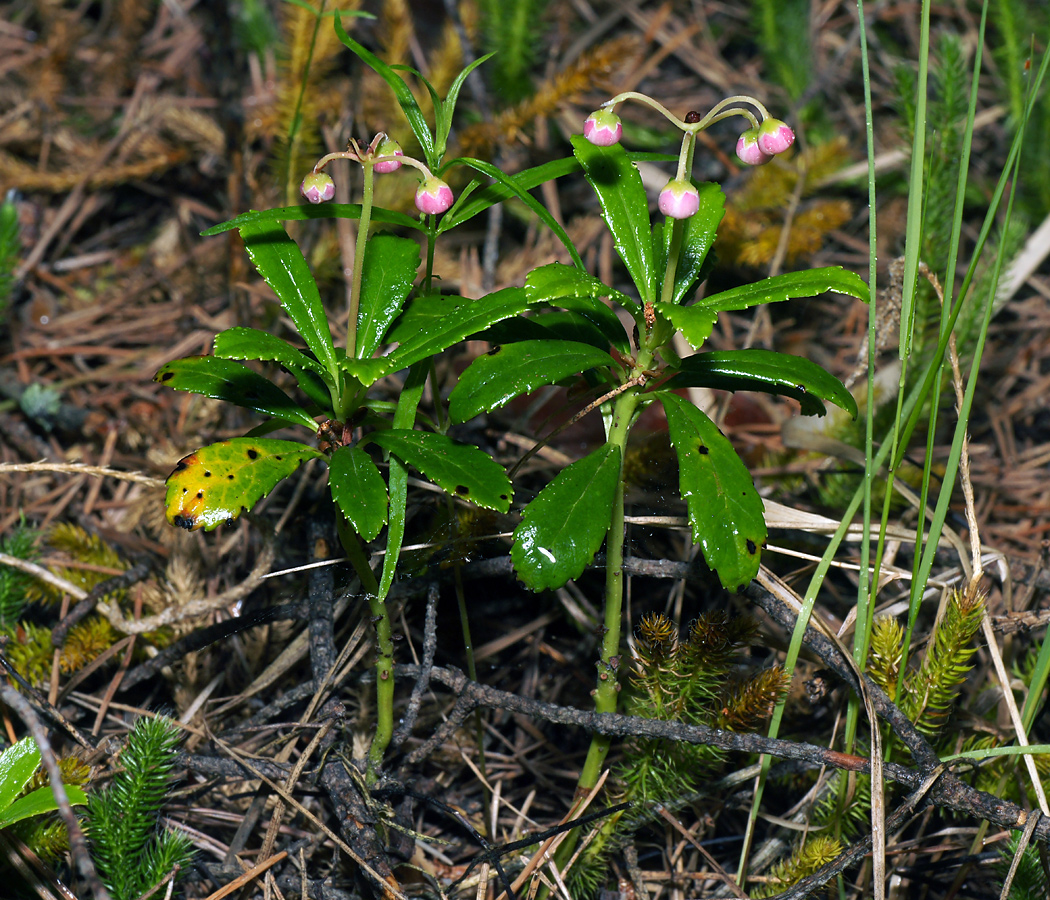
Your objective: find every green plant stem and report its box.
[346,163,376,361]
[334,515,391,783]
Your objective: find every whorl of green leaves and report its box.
[899,589,984,736]
[477,0,547,106]
[867,615,904,702]
[86,716,194,900]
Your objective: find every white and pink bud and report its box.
[658,179,700,219]
[583,109,623,147]
[736,129,773,166]
[372,137,404,174]
[415,177,454,215]
[300,171,336,204]
[757,118,795,156]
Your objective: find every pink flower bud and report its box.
[757,118,795,156]
[583,109,623,147]
[736,129,773,166]
[415,177,454,215]
[658,179,700,219]
[373,138,404,174]
[300,171,336,204]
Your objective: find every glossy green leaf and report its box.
[449,340,614,423]
[0,738,43,812]
[435,52,495,157]
[341,287,530,386]
[511,444,621,592]
[328,445,388,542]
[441,158,584,269]
[238,220,337,377]
[653,183,725,305]
[654,303,717,349]
[369,430,512,512]
[658,391,766,592]
[525,310,621,351]
[356,234,420,359]
[0,784,87,829]
[571,135,655,302]
[154,356,319,430]
[201,204,421,237]
[214,327,329,380]
[526,261,639,327]
[693,266,870,313]
[164,439,324,531]
[335,16,436,164]
[663,349,858,419]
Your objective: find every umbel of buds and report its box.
[299,132,454,216]
[582,92,796,218]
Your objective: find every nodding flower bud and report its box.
[415,177,454,215]
[300,171,336,204]
[757,118,795,156]
[736,129,773,166]
[658,179,700,219]
[583,109,623,147]
[372,138,404,174]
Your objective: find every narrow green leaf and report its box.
[154,356,319,430]
[526,261,640,324]
[511,444,621,592]
[328,445,388,541]
[654,303,717,349]
[663,349,858,418]
[356,234,420,359]
[526,310,622,351]
[0,784,87,829]
[441,158,584,269]
[238,220,337,377]
[693,266,870,312]
[0,738,42,811]
[369,430,512,512]
[214,327,329,380]
[201,204,422,237]
[449,340,614,423]
[341,287,530,385]
[164,438,324,531]
[571,135,655,302]
[654,183,725,304]
[334,16,436,163]
[658,392,766,592]
[435,52,496,158]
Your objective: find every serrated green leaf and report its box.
[334,16,436,164]
[328,445,388,541]
[0,738,42,812]
[449,340,614,424]
[237,220,337,377]
[0,784,86,829]
[356,234,420,359]
[658,392,765,591]
[341,287,530,385]
[663,349,858,418]
[693,266,870,312]
[440,158,584,269]
[512,443,620,591]
[654,303,717,349]
[214,327,329,380]
[164,439,324,531]
[654,183,725,304]
[201,204,422,237]
[154,356,319,430]
[523,310,620,351]
[526,261,640,326]
[368,430,512,512]
[571,136,655,302]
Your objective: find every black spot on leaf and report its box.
[455,485,469,495]
[486,345,503,356]
[172,515,194,530]
[196,490,204,499]
[159,371,174,382]
[247,449,259,460]
[173,459,189,472]
[204,470,212,478]
[697,443,709,455]
[746,538,757,554]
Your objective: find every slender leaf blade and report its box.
[164,439,324,531]
[0,738,42,811]
[693,266,870,312]
[663,349,858,418]
[238,219,337,377]
[526,261,640,323]
[328,445,388,541]
[571,135,655,301]
[202,204,422,236]
[449,340,614,423]
[214,327,329,380]
[357,234,420,359]
[511,444,621,592]
[658,391,765,591]
[369,430,512,512]
[154,356,319,430]
[0,785,87,829]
